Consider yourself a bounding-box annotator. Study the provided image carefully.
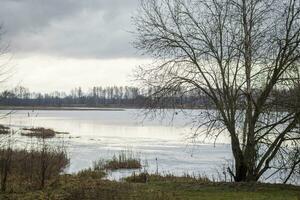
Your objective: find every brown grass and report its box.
[21,127,69,138]
[0,158,299,199]
[103,151,142,170]
[125,172,211,183]
[1,170,299,200]
[77,168,106,180]
[0,148,69,191]
[0,124,10,135]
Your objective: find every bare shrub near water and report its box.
[0,147,12,192]
[0,132,69,192]
[0,130,15,192]
[2,147,69,190]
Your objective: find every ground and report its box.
[0,173,299,200]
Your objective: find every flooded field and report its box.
[0,109,233,180]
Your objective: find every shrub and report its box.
[0,147,69,191]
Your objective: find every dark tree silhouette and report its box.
[134,0,300,183]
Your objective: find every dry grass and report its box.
[77,168,106,180]
[0,148,69,191]
[103,151,142,170]
[77,159,107,180]
[0,124,10,135]
[1,170,299,200]
[21,127,69,138]
[0,155,299,199]
[125,172,211,183]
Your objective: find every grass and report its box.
[0,148,69,191]
[95,151,142,170]
[0,124,10,135]
[0,170,299,200]
[77,160,107,180]
[124,173,300,199]
[0,150,299,199]
[21,127,69,138]
[125,172,211,183]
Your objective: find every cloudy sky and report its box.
[0,0,147,93]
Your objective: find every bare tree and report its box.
[35,132,68,189]
[134,0,300,182]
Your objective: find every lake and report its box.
[0,109,233,180]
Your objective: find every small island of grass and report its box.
[21,127,69,139]
[104,152,142,170]
[92,151,142,171]
[0,125,10,135]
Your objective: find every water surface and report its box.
[0,109,233,180]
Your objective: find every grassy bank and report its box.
[0,150,299,199]
[0,172,299,200]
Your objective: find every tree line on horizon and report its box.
[0,86,143,107]
[0,85,213,108]
[0,85,298,110]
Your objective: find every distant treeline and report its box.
[0,86,297,109]
[0,86,211,108]
[0,86,142,108]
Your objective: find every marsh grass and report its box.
[125,172,211,183]
[1,169,299,200]
[21,127,69,138]
[0,125,10,135]
[103,150,142,170]
[0,156,299,199]
[0,148,69,191]
[77,159,106,180]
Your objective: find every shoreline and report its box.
[0,106,126,111]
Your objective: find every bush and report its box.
[0,147,69,191]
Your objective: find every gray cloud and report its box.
[0,0,140,59]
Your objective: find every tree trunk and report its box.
[231,131,248,182]
[234,159,248,182]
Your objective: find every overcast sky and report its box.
[0,0,147,93]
